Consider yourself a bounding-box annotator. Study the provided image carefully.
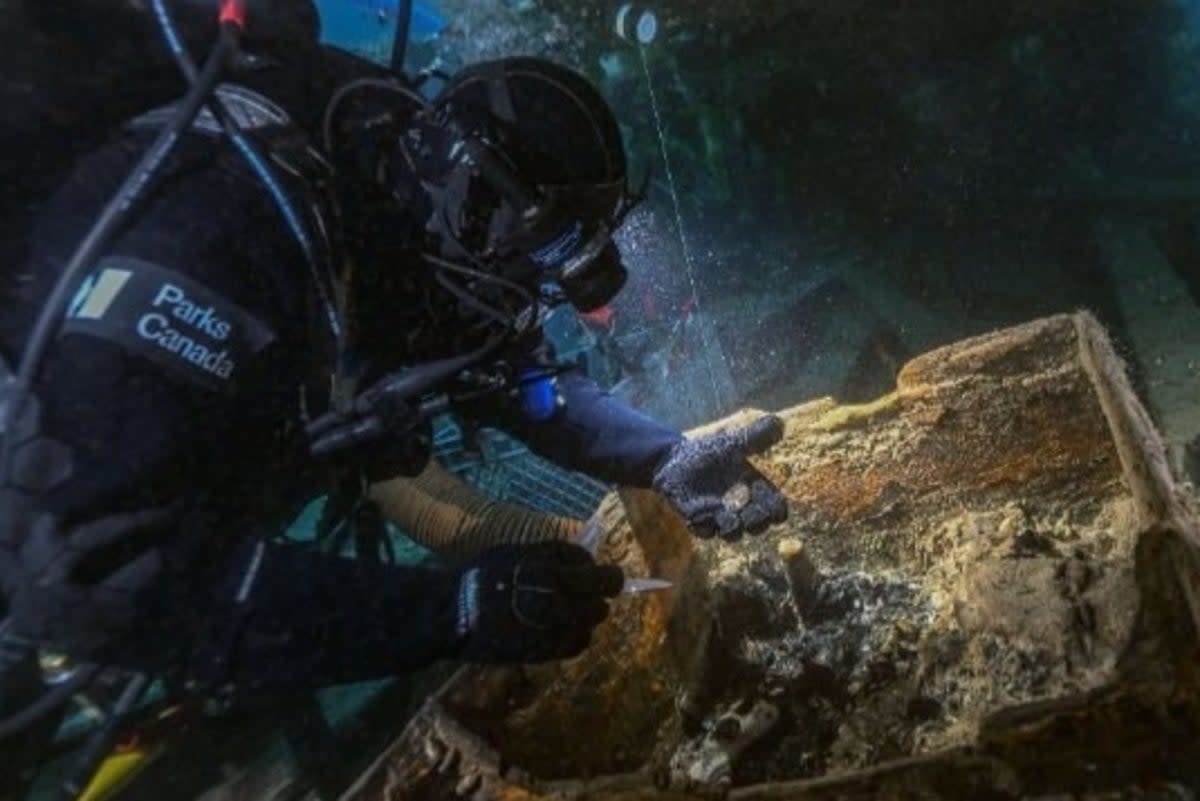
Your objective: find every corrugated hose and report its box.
[370,462,585,563]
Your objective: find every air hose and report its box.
[369,462,583,562]
[0,618,100,741]
[152,0,344,343]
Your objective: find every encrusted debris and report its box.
[345,313,1200,801]
[667,698,779,793]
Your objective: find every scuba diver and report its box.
[0,0,788,792]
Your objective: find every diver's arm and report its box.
[470,365,683,488]
[464,338,789,540]
[503,369,789,540]
[0,129,301,660]
[0,330,220,660]
[9,330,474,683]
[207,537,620,685]
[199,540,464,686]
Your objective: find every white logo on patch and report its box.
[67,268,133,320]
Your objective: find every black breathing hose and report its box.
[0,665,101,742]
[154,0,346,347]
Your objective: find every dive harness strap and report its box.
[129,83,291,134]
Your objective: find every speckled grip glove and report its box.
[651,414,789,541]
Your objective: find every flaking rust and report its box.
[345,313,1200,801]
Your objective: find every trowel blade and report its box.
[575,520,672,594]
[621,577,675,594]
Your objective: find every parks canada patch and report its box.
[62,257,276,393]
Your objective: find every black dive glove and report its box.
[453,542,624,663]
[651,414,789,541]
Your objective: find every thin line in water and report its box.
[639,44,726,416]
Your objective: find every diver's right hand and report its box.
[453,542,623,663]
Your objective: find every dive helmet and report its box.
[395,58,639,312]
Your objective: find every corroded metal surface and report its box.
[343,313,1200,801]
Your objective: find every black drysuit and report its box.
[0,87,681,692]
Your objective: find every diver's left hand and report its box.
[651,414,789,541]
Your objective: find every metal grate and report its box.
[432,418,609,520]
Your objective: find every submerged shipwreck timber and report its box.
[344,312,1200,800]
